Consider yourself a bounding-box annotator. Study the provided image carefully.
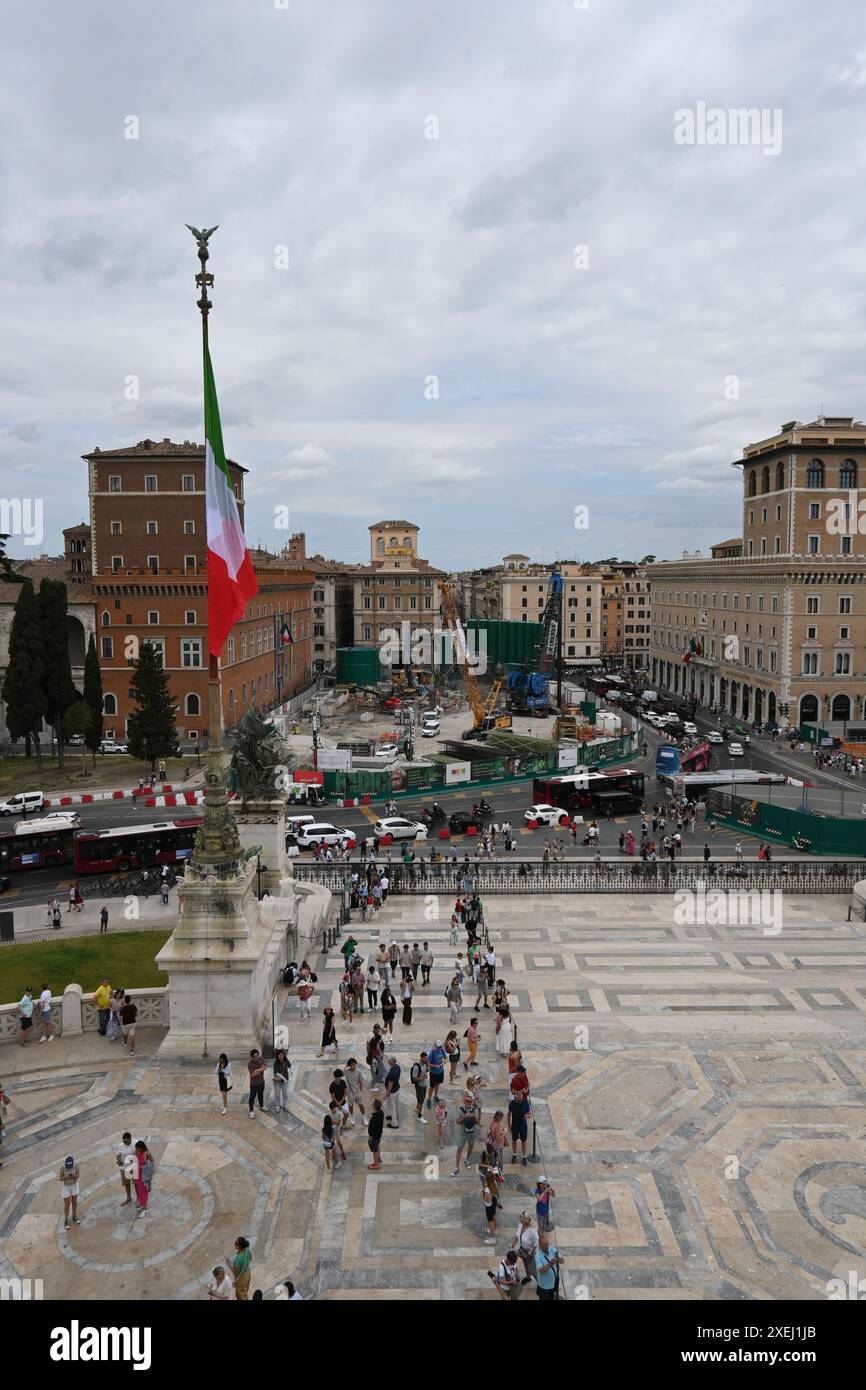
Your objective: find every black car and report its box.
[448,811,486,834]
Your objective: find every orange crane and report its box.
[439,581,505,729]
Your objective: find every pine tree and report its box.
[0,533,23,583]
[126,641,178,768]
[83,632,104,766]
[38,578,77,770]
[2,580,47,768]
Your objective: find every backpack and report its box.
[410,1062,425,1085]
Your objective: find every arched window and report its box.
[103,693,117,715]
[229,688,235,710]
[376,538,384,555]
[242,683,247,704]
[761,465,770,494]
[747,470,757,497]
[775,461,784,491]
[241,633,247,660]
[388,537,398,548]
[402,536,411,548]
[227,637,235,663]
[185,693,200,716]
[101,610,111,627]
[806,459,824,487]
[840,459,857,488]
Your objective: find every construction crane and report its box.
[506,571,563,715]
[439,581,506,730]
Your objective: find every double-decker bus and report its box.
[533,767,645,814]
[0,822,75,873]
[655,742,711,778]
[73,819,203,873]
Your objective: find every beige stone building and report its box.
[649,416,866,728]
[351,521,445,662]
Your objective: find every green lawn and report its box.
[0,930,172,1001]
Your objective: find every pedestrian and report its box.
[384,1055,402,1128]
[18,988,34,1046]
[735,840,743,862]
[134,1140,154,1217]
[509,1092,529,1167]
[207,1266,233,1301]
[380,985,397,1035]
[159,879,170,906]
[107,988,124,1041]
[229,1237,252,1300]
[38,983,56,1043]
[215,1054,233,1114]
[339,971,355,1025]
[492,1249,521,1300]
[297,967,316,1021]
[367,1098,384,1169]
[445,976,462,1025]
[52,900,63,930]
[400,972,415,1025]
[449,915,460,947]
[68,884,76,914]
[436,1096,448,1146]
[535,1230,563,1301]
[452,1090,478,1173]
[420,941,433,985]
[465,1017,481,1071]
[399,943,411,980]
[120,994,138,1053]
[366,1024,386,1090]
[116,1131,136,1205]
[345,1057,366,1125]
[496,1005,514,1057]
[511,1213,539,1283]
[445,1029,461,1082]
[59,1155,81,1227]
[534,1176,555,1233]
[247,1048,266,1115]
[410,942,421,980]
[482,1180,500,1244]
[366,964,380,1011]
[410,1052,429,1122]
[388,940,400,978]
[375,943,390,987]
[426,1038,447,1109]
[317,1005,338,1058]
[703,843,711,863]
[272,1048,291,1112]
[98,905,109,934]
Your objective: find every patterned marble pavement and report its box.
[0,890,864,1300]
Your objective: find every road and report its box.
[2,729,843,908]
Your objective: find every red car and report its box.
[383,696,402,709]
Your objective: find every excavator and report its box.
[439,581,511,740]
[506,571,563,716]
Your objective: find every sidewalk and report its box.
[5,890,179,941]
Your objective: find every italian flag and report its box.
[204,346,258,657]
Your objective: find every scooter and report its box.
[420,804,446,825]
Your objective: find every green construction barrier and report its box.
[707,790,866,856]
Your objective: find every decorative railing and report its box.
[0,987,168,1044]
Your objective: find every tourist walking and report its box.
[376,943,390,987]
[465,1017,481,1071]
[410,1052,429,1122]
[488,1109,507,1172]
[445,976,462,1025]
[366,965,380,1010]
[426,1038,447,1109]
[229,1237,252,1300]
[321,1113,344,1171]
[384,1056,401,1128]
[400,972,415,1026]
[116,1131,136,1205]
[38,983,56,1043]
[272,1048,291,1112]
[482,1180,500,1244]
[367,1099,384,1169]
[491,1251,521,1300]
[120,994,138,1053]
[317,1005,338,1058]
[134,1140,154,1217]
[367,1024,386,1090]
[247,1049,266,1115]
[511,1212,539,1283]
[345,1057,365,1125]
[380,985,397,1035]
[108,988,124,1041]
[445,1029,461,1082]
[59,1155,81,1226]
[420,941,433,985]
[18,988,34,1047]
[496,1004,514,1057]
[99,906,109,934]
[216,1054,233,1113]
[452,1091,478,1173]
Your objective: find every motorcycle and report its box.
[476,799,494,818]
[420,804,446,825]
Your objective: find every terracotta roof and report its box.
[368,520,419,530]
[82,439,247,472]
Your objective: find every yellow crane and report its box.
[439,581,505,729]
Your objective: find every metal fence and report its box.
[293,859,865,895]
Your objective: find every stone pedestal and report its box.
[234,797,289,896]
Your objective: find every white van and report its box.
[286,813,318,836]
[0,791,46,817]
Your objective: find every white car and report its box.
[99,741,128,754]
[728,742,745,757]
[373,817,428,842]
[707,730,724,744]
[421,723,440,738]
[683,722,698,736]
[524,803,570,827]
[295,822,358,850]
[0,791,46,816]
[375,743,399,758]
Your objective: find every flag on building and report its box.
[280,619,294,647]
[682,636,697,663]
[204,346,258,657]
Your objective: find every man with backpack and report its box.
[491,1249,521,1300]
[410,1052,429,1123]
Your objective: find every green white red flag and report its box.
[204,346,258,657]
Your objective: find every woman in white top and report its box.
[208,1265,233,1300]
[510,1213,539,1282]
[496,1006,514,1057]
[215,1055,233,1115]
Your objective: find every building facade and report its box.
[351,521,444,664]
[649,417,866,727]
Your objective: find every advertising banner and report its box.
[445,761,472,785]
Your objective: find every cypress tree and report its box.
[83,632,104,766]
[126,641,178,768]
[38,579,77,770]
[2,580,47,769]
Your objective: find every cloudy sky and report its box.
[3,0,866,569]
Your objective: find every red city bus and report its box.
[72,819,203,874]
[0,822,75,873]
[533,768,645,814]
[681,742,711,773]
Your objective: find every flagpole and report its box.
[190,226,222,750]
